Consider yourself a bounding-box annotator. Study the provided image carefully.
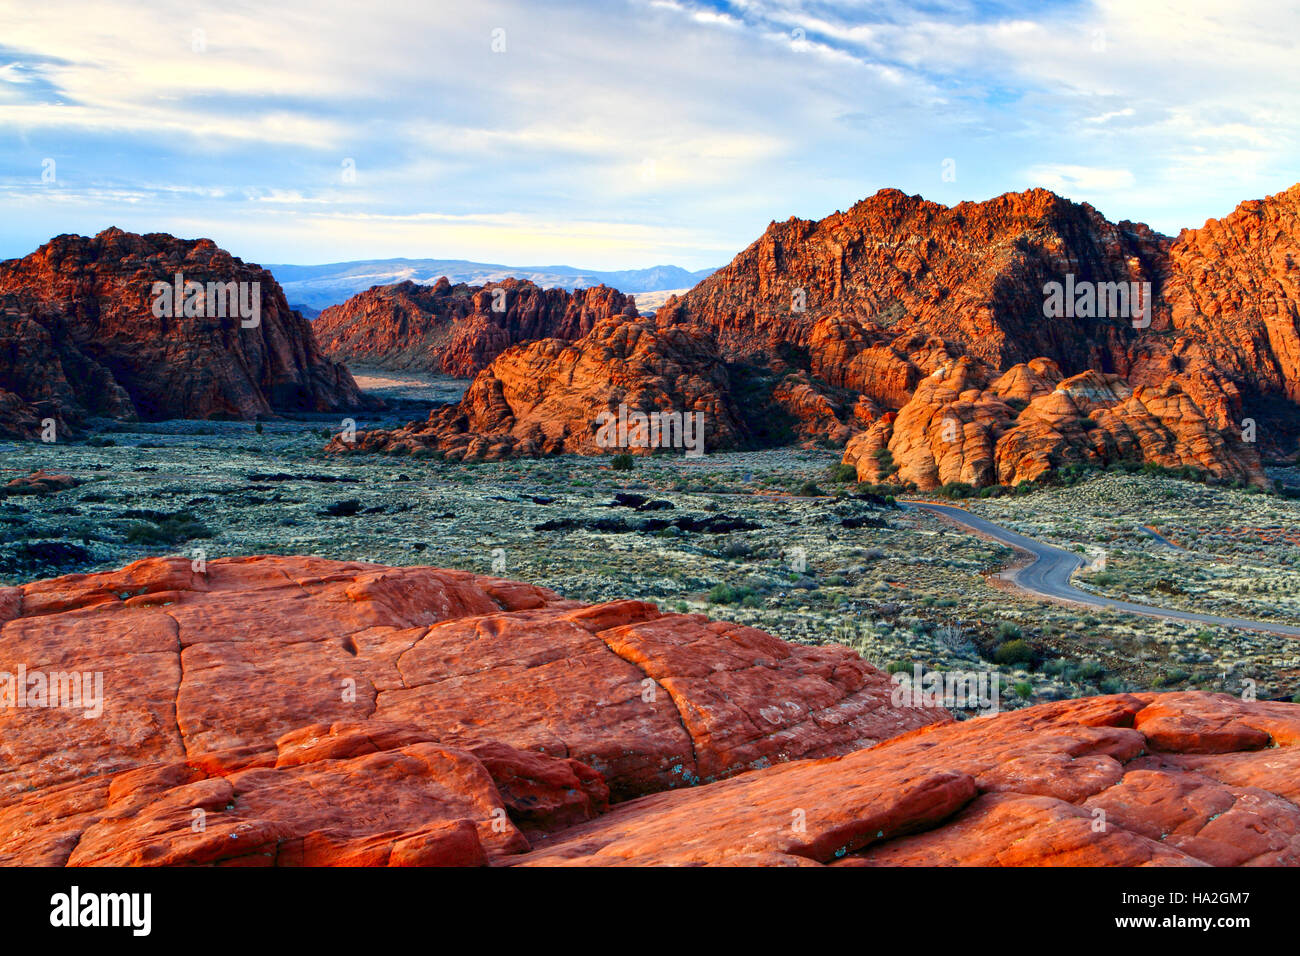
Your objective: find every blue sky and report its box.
[0,0,1296,269]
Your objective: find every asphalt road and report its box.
[909,502,1300,638]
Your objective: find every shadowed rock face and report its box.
[330,317,745,460]
[0,228,363,437]
[314,277,637,376]
[2,555,1297,866]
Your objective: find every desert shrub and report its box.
[872,447,896,475]
[993,638,1034,667]
[1077,660,1106,681]
[886,661,913,674]
[995,621,1022,640]
[828,462,858,483]
[707,583,757,605]
[123,513,212,546]
[1013,682,1034,699]
[717,538,752,560]
[797,481,824,497]
[937,481,976,499]
[610,453,635,471]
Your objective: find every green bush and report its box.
[1013,681,1034,699]
[828,462,858,483]
[1155,668,1191,687]
[707,583,757,605]
[124,514,213,546]
[994,638,1034,667]
[797,481,824,497]
[872,447,896,476]
[937,481,976,499]
[610,453,635,471]
[995,621,1022,640]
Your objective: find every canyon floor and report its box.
[4,370,1300,711]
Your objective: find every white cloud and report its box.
[0,0,1296,262]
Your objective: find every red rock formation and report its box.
[1154,183,1300,407]
[0,555,945,864]
[314,277,636,376]
[770,372,856,445]
[517,692,1300,866]
[315,185,1298,475]
[330,317,745,460]
[844,357,1265,489]
[660,183,1300,466]
[2,471,78,496]
[4,559,1297,867]
[656,187,1166,374]
[0,228,362,431]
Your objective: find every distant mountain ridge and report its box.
[267,258,717,311]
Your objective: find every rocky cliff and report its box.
[314,277,636,376]
[331,317,744,460]
[0,228,362,438]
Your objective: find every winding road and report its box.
[908,502,1300,638]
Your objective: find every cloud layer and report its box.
[1,0,1296,267]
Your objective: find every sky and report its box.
[0,0,1296,269]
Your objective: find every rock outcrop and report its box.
[843,357,1267,489]
[0,228,362,435]
[2,556,1298,866]
[329,185,1296,478]
[2,471,78,496]
[330,317,745,460]
[655,187,1166,373]
[659,184,1300,469]
[517,692,1300,866]
[313,278,636,376]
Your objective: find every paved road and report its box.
[908,502,1300,638]
[1138,525,1184,551]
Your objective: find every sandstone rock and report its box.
[661,183,1300,469]
[845,357,1265,489]
[2,471,78,496]
[330,317,746,461]
[325,185,1300,477]
[4,562,1298,867]
[770,372,855,445]
[0,229,362,430]
[656,187,1165,376]
[517,692,1300,866]
[0,556,944,864]
[314,277,636,376]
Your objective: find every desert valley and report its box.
[2,182,1300,873]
